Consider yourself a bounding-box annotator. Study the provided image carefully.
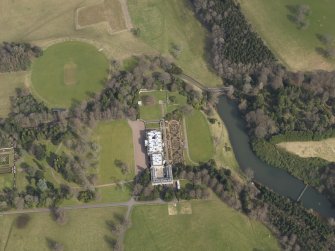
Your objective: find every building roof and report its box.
[145,128,173,185]
[146,130,163,154]
[151,153,163,166]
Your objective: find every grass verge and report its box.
[209,110,239,170]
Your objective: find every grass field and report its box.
[209,111,239,170]
[277,138,335,162]
[0,72,27,117]
[0,0,220,87]
[124,198,280,251]
[92,120,135,184]
[77,0,126,32]
[185,110,214,163]
[31,41,108,108]
[0,207,127,251]
[239,0,335,71]
[128,0,221,87]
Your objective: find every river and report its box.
[217,96,335,218]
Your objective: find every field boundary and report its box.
[75,0,132,34]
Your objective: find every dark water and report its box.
[217,96,335,218]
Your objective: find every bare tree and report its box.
[51,207,68,225]
[244,168,254,182]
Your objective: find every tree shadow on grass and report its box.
[104,235,116,249]
[315,47,328,58]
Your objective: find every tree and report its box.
[77,190,96,202]
[37,179,48,191]
[131,27,141,37]
[32,144,47,160]
[51,207,68,225]
[169,42,182,58]
[47,238,64,251]
[14,196,25,210]
[114,160,129,174]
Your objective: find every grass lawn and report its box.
[0,72,26,117]
[0,207,127,251]
[93,120,135,184]
[31,41,108,108]
[128,0,221,87]
[124,198,280,251]
[139,104,163,121]
[185,110,214,163]
[1,0,221,87]
[238,0,335,71]
[277,138,335,162]
[98,183,132,202]
[139,90,187,121]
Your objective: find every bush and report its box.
[77,190,96,202]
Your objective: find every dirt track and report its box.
[128,120,147,174]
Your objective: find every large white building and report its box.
[145,129,173,185]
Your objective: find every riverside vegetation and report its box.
[191,0,335,209]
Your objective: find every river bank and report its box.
[216,96,335,217]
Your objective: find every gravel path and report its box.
[119,0,133,30]
[128,120,148,174]
[0,198,167,216]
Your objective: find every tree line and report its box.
[0,42,42,72]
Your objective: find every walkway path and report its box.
[128,120,147,174]
[178,73,228,93]
[119,0,133,30]
[0,198,166,216]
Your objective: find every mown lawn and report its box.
[139,90,187,121]
[124,198,280,251]
[128,0,221,87]
[185,110,214,163]
[93,120,135,184]
[239,0,335,71]
[0,207,127,251]
[31,41,108,108]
